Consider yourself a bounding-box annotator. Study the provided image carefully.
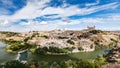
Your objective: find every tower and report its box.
[87,25,95,31]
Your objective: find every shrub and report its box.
[39,61,49,68]
[8,42,33,51]
[58,36,68,39]
[24,37,31,42]
[76,60,96,68]
[82,33,89,38]
[34,46,76,54]
[89,30,102,34]
[90,44,94,49]
[41,35,49,39]
[4,39,21,44]
[67,40,75,45]
[110,38,118,43]
[35,47,48,55]
[78,47,84,51]
[4,60,28,68]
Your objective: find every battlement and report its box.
[87,26,95,31]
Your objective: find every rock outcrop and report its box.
[106,42,120,63]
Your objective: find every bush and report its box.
[95,56,108,66]
[48,46,68,53]
[90,44,94,49]
[1,32,19,37]
[4,60,28,68]
[58,36,68,39]
[78,47,84,51]
[89,30,102,34]
[81,33,89,38]
[35,47,48,55]
[76,60,100,68]
[8,42,33,51]
[110,38,118,43]
[39,61,49,68]
[4,39,21,44]
[67,40,75,45]
[41,35,49,39]
[24,37,30,42]
[10,43,24,51]
[34,46,76,54]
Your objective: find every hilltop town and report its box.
[0,26,120,54]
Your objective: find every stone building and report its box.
[87,26,95,31]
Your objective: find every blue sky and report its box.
[0,0,120,32]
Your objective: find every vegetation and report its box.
[35,47,48,55]
[3,39,21,44]
[39,61,49,68]
[0,32,19,37]
[5,39,34,53]
[90,44,94,49]
[9,43,33,51]
[3,60,28,68]
[78,46,84,51]
[58,36,68,39]
[95,56,108,66]
[67,40,75,45]
[34,46,75,55]
[89,30,103,34]
[94,40,106,49]
[77,30,105,39]
[76,60,99,68]
[24,37,31,42]
[110,38,118,43]
[81,33,89,38]
[1,58,107,68]
[77,35,82,39]
[41,35,49,39]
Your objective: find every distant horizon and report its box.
[0,0,120,32]
[0,26,120,33]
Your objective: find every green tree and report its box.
[39,61,49,68]
[35,48,47,55]
[60,61,68,68]
[76,60,95,68]
[4,60,28,68]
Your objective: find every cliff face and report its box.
[106,42,120,63]
[101,43,120,68]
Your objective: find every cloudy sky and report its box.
[0,0,120,32]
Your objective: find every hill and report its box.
[0,27,120,53]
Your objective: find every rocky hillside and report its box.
[101,42,120,68]
[0,28,120,52]
[25,29,119,52]
[106,42,120,63]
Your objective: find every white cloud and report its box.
[0,20,9,26]
[54,20,80,26]
[40,2,119,18]
[0,1,119,20]
[0,0,50,20]
[85,0,99,6]
[16,20,58,32]
[0,0,120,31]
[40,21,48,25]
[1,13,120,32]
[20,20,48,26]
[80,15,120,24]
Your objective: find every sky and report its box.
[0,0,120,32]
